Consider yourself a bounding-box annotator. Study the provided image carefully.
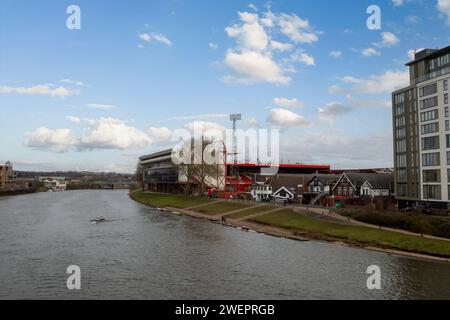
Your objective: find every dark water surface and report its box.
[0,190,449,299]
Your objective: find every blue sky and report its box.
[0,0,449,172]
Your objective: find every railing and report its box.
[310,192,325,206]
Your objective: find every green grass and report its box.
[130,190,211,209]
[254,210,450,258]
[336,208,450,239]
[193,201,250,215]
[226,205,273,219]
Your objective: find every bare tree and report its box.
[175,138,224,196]
[135,161,144,188]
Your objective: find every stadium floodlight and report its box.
[230,114,242,121]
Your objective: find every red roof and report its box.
[225,163,330,170]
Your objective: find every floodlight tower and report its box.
[230,114,241,196]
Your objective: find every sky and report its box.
[0,0,450,173]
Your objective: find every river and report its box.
[0,190,449,299]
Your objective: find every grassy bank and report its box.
[130,190,211,209]
[337,208,450,239]
[226,205,272,219]
[130,191,450,259]
[193,202,250,215]
[253,210,450,258]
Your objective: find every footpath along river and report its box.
[0,190,449,299]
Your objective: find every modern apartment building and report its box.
[393,46,450,209]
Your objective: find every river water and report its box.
[0,190,449,300]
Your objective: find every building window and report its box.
[430,53,450,71]
[397,168,407,182]
[423,169,441,183]
[421,136,440,151]
[420,96,439,110]
[448,152,450,165]
[395,104,404,116]
[396,139,406,153]
[421,109,438,122]
[445,93,449,105]
[445,80,448,91]
[421,122,439,134]
[447,135,450,148]
[398,183,407,197]
[396,127,406,138]
[395,93,405,104]
[395,117,405,127]
[397,154,407,167]
[419,83,438,97]
[423,185,442,200]
[422,152,440,166]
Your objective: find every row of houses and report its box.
[139,149,394,208]
[39,177,69,191]
[251,172,394,207]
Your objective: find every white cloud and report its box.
[329,71,410,96]
[209,42,219,50]
[246,117,259,127]
[225,12,269,51]
[267,108,309,127]
[169,113,229,121]
[277,13,319,44]
[222,8,318,85]
[328,85,347,94]
[281,133,392,168]
[374,32,399,48]
[339,70,410,94]
[317,102,354,124]
[66,116,81,123]
[60,79,84,86]
[407,48,425,60]
[346,95,391,109]
[438,0,450,23]
[270,40,293,52]
[0,84,80,98]
[79,118,151,150]
[362,47,381,57]
[248,4,258,11]
[224,50,290,84]
[24,118,172,152]
[86,103,118,110]
[273,97,304,109]
[24,127,77,152]
[288,52,315,66]
[138,32,172,46]
[329,50,342,59]
[183,121,226,138]
[392,0,404,7]
[148,127,172,142]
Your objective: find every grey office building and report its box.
[393,46,450,209]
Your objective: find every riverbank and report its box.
[0,189,36,197]
[129,190,450,262]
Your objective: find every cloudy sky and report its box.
[1,0,450,172]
